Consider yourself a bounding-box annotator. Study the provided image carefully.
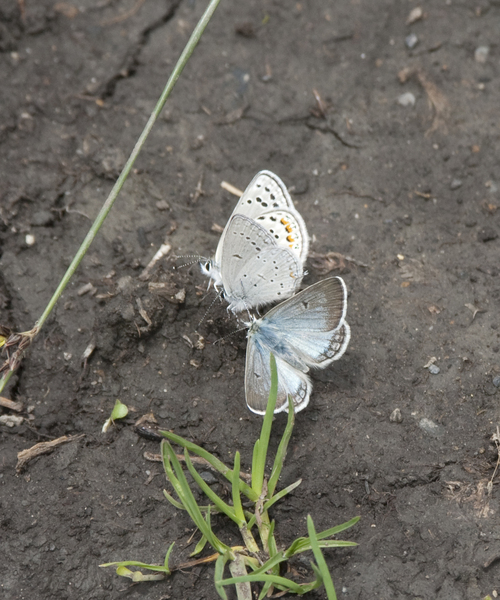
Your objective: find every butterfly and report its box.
[200,171,309,313]
[244,277,350,414]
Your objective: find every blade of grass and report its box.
[161,430,257,501]
[214,552,231,600]
[251,354,278,495]
[0,0,223,394]
[99,560,170,573]
[191,535,208,557]
[228,553,252,600]
[285,516,359,557]
[231,451,246,525]
[285,538,358,557]
[162,441,229,555]
[164,542,175,573]
[217,572,304,594]
[307,515,337,600]
[267,395,295,496]
[162,489,185,510]
[246,479,301,530]
[183,449,243,527]
[314,516,361,539]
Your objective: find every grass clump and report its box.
[101,355,359,599]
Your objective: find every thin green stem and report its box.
[0,0,222,394]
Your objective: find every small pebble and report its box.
[25,234,35,246]
[405,33,419,49]
[493,375,500,388]
[428,364,440,375]
[398,92,416,107]
[419,418,440,436]
[31,210,54,227]
[477,227,498,243]
[390,408,403,423]
[0,415,24,427]
[450,179,462,190]
[200,471,218,485]
[406,6,423,25]
[474,46,489,64]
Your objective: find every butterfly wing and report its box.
[213,171,307,266]
[220,215,303,313]
[245,332,312,414]
[253,208,309,264]
[230,170,296,219]
[257,277,350,369]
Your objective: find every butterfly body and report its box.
[201,171,309,313]
[245,277,350,414]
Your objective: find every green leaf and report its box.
[251,353,278,495]
[247,480,301,531]
[102,399,129,432]
[307,515,337,600]
[214,552,231,600]
[118,566,150,581]
[183,449,243,527]
[217,572,303,594]
[314,516,361,540]
[267,394,295,496]
[164,542,175,573]
[162,489,185,510]
[99,560,173,576]
[231,451,246,525]
[263,479,301,513]
[191,534,208,557]
[161,441,229,555]
[228,554,252,600]
[160,430,258,502]
[285,515,359,557]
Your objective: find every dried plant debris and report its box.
[16,434,85,472]
[398,67,450,134]
[309,251,367,274]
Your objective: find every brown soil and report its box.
[1,1,500,598]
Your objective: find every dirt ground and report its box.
[1,0,500,598]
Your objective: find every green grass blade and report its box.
[285,515,359,557]
[228,553,252,600]
[246,479,301,530]
[164,542,175,573]
[263,479,302,513]
[285,538,357,557]
[251,354,278,495]
[161,441,229,554]
[217,573,303,594]
[161,430,258,502]
[162,489,185,510]
[245,551,287,576]
[314,516,361,540]
[183,449,243,527]
[0,0,224,395]
[307,515,337,600]
[190,535,207,557]
[214,552,231,600]
[267,395,295,496]
[231,451,246,525]
[99,560,169,573]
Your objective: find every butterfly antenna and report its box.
[213,323,248,345]
[234,279,253,321]
[173,254,207,270]
[196,290,223,330]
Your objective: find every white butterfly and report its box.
[201,171,309,313]
[245,277,350,414]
